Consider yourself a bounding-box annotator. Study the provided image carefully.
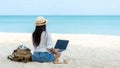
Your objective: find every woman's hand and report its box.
[48,48,60,54]
[55,48,60,52]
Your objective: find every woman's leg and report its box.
[53,49,67,64]
[53,53,61,63]
[53,49,61,59]
[54,53,61,59]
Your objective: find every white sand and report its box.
[1,32,120,68]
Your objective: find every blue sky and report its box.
[0,0,120,15]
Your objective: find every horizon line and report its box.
[0,14,120,16]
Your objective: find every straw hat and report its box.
[35,16,48,26]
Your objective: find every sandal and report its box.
[54,57,67,64]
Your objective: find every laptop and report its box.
[54,39,69,52]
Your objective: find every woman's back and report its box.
[34,31,53,52]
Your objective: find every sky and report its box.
[0,0,120,15]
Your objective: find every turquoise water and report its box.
[0,15,120,35]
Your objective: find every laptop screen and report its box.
[54,39,69,51]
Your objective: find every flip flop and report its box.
[54,58,67,64]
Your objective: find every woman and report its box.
[32,16,61,63]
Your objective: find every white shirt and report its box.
[34,31,54,52]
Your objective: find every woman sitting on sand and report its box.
[32,16,66,64]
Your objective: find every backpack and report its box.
[8,45,32,63]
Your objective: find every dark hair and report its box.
[32,25,46,48]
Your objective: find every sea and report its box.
[0,15,120,35]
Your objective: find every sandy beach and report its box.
[1,32,120,68]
